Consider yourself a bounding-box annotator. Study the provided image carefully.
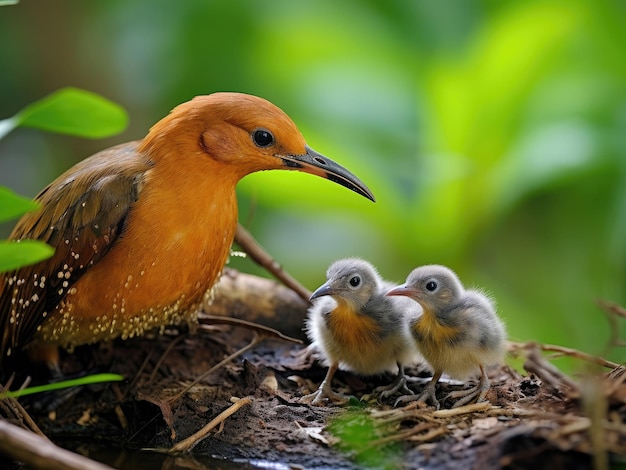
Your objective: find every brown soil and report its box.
[2,309,625,469]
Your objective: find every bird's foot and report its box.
[394,381,439,409]
[375,375,412,400]
[446,376,490,408]
[416,384,440,409]
[300,383,351,406]
[292,344,318,364]
[393,393,420,407]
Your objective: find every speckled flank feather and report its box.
[0,142,151,357]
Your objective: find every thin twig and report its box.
[167,334,262,404]
[408,426,449,442]
[523,345,579,396]
[1,379,47,438]
[597,299,626,318]
[606,365,626,396]
[8,398,48,438]
[199,314,303,344]
[431,401,492,418]
[540,344,620,369]
[235,223,311,302]
[485,407,562,419]
[372,407,441,426]
[508,341,620,370]
[148,335,185,384]
[596,299,626,349]
[364,422,439,449]
[0,374,15,393]
[547,416,590,439]
[121,346,155,399]
[167,315,302,403]
[168,397,253,453]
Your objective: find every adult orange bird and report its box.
[0,92,374,372]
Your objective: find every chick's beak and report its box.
[280,146,375,202]
[309,281,334,301]
[386,285,419,299]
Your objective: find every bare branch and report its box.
[234,223,312,302]
[0,420,114,470]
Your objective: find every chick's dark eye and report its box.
[252,129,274,147]
[349,276,361,287]
[425,281,438,292]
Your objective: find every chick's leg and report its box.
[300,362,350,406]
[394,371,442,409]
[446,365,490,408]
[374,363,412,399]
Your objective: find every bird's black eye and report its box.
[425,280,438,292]
[349,275,361,288]
[252,129,274,148]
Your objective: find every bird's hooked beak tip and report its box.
[309,282,333,302]
[280,146,376,202]
[386,285,417,298]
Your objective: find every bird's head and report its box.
[143,92,375,202]
[310,258,382,310]
[386,265,464,313]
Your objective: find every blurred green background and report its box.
[1,0,624,367]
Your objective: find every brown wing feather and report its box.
[0,141,152,360]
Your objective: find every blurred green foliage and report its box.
[0,186,38,222]
[328,410,402,469]
[0,1,624,367]
[0,88,128,273]
[0,185,51,273]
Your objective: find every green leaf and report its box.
[0,117,17,140]
[0,0,19,6]
[0,240,54,273]
[0,373,125,399]
[328,410,401,468]
[0,186,38,223]
[15,87,128,138]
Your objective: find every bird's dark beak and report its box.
[280,146,375,202]
[385,284,419,298]
[309,281,334,301]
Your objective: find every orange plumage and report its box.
[326,300,382,356]
[0,92,374,369]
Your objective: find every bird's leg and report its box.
[374,362,413,399]
[394,371,442,409]
[446,365,491,408]
[415,371,442,408]
[300,362,350,406]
